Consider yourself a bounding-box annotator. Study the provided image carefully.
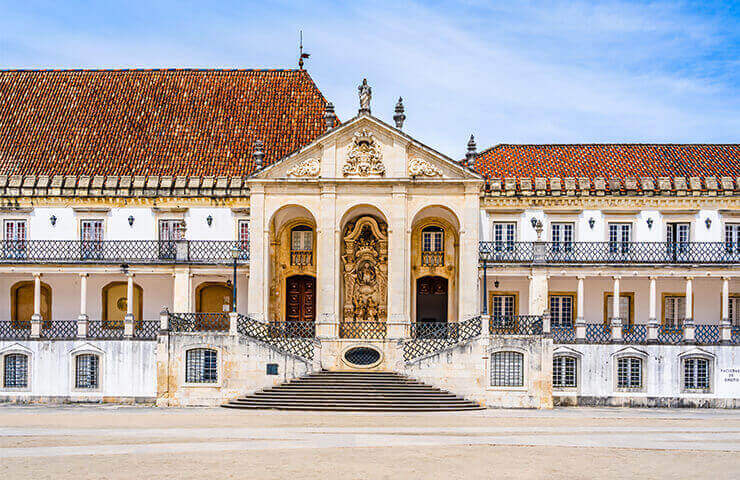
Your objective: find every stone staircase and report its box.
[223,371,484,411]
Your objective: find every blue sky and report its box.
[1,0,738,156]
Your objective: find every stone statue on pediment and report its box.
[358,78,371,115]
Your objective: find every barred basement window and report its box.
[3,354,28,388]
[683,357,710,391]
[75,354,99,389]
[186,348,218,383]
[490,351,523,387]
[616,357,642,389]
[553,356,577,388]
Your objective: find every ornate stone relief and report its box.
[408,158,442,177]
[341,216,388,324]
[286,158,320,178]
[343,129,385,177]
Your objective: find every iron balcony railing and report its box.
[479,241,740,265]
[0,319,158,340]
[404,316,482,362]
[0,240,249,265]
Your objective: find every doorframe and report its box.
[415,275,449,324]
[284,274,316,323]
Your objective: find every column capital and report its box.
[32,272,42,278]
[79,272,89,278]
[685,275,694,280]
[722,276,732,281]
[576,275,586,280]
[612,275,621,280]
[126,272,135,278]
[649,276,658,281]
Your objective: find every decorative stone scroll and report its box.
[286,158,320,178]
[408,158,442,177]
[341,216,388,324]
[343,129,385,177]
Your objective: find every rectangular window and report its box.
[684,357,710,391]
[238,220,249,260]
[605,294,633,325]
[490,351,523,387]
[617,357,642,389]
[158,220,183,260]
[186,349,218,384]
[608,223,631,254]
[80,220,104,259]
[422,230,444,252]
[3,354,28,388]
[553,356,577,388]
[667,222,690,255]
[4,220,27,259]
[291,230,312,251]
[492,222,515,251]
[729,297,740,326]
[490,294,516,330]
[663,295,686,328]
[550,294,574,327]
[551,222,574,252]
[725,224,740,253]
[75,354,99,389]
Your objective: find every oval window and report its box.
[344,347,381,367]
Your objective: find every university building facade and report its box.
[0,69,738,408]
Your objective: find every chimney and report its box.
[252,140,265,168]
[323,102,337,130]
[393,97,406,129]
[465,134,477,166]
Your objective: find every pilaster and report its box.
[387,184,409,330]
[317,184,338,338]
[247,184,266,321]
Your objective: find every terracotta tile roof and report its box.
[0,69,334,176]
[473,144,740,180]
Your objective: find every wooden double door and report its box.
[416,276,448,324]
[286,275,316,323]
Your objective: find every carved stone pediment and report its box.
[286,158,320,178]
[343,129,385,177]
[408,158,442,177]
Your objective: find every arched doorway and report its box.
[195,282,232,313]
[11,281,52,326]
[416,276,448,324]
[101,281,143,327]
[285,275,316,323]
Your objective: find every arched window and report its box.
[101,281,143,327]
[616,356,642,390]
[290,225,313,266]
[421,226,444,266]
[186,348,218,384]
[11,281,52,326]
[553,356,577,388]
[3,353,28,388]
[490,351,523,387]
[75,354,99,389]
[683,357,710,392]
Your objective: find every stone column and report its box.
[172,267,191,312]
[576,276,585,324]
[683,276,695,343]
[611,276,623,342]
[528,272,548,316]
[647,276,658,343]
[124,273,135,338]
[30,272,42,338]
[316,184,338,339]
[721,277,732,344]
[386,184,408,339]
[77,273,89,338]
[246,184,267,322]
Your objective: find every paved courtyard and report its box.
[0,406,738,479]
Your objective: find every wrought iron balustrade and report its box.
[339,322,388,339]
[39,320,78,340]
[235,314,314,360]
[132,320,160,340]
[169,313,229,332]
[622,324,647,343]
[585,323,611,343]
[695,324,721,344]
[657,326,684,344]
[404,316,481,362]
[479,241,740,265]
[732,326,740,344]
[267,321,316,338]
[0,240,249,265]
[489,315,543,335]
[551,325,575,343]
[0,321,31,340]
[87,320,126,339]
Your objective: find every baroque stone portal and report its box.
[341,215,388,324]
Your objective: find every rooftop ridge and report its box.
[0,68,303,73]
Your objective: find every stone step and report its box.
[223,404,483,412]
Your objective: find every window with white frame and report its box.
[3,219,27,259]
[608,223,631,254]
[75,354,99,389]
[729,296,740,326]
[725,224,740,253]
[551,222,574,252]
[490,351,523,387]
[238,219,249,258]
[80,219,104,260]
[492,222,515,251]
[666,222,690,254]
[186,348,218,384]
[490,294,516,328]
[290,225,313,266]
[3,353,28,388]
[683,357,710,391]
[550,294,574,327]
[663,295,686,328]
[421,226,444,266]
[606,294,633,325]
[553,356,577,388]
[616,357,642,389]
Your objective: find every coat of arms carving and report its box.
[343,129,385,177]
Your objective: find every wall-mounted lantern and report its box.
[128,215,135,227]
[50,215,57,226]
[646,218,653,229]
[588,217,595,229]
[705,218,712,229]
[206,215,213,227]
[494,280,500,289]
